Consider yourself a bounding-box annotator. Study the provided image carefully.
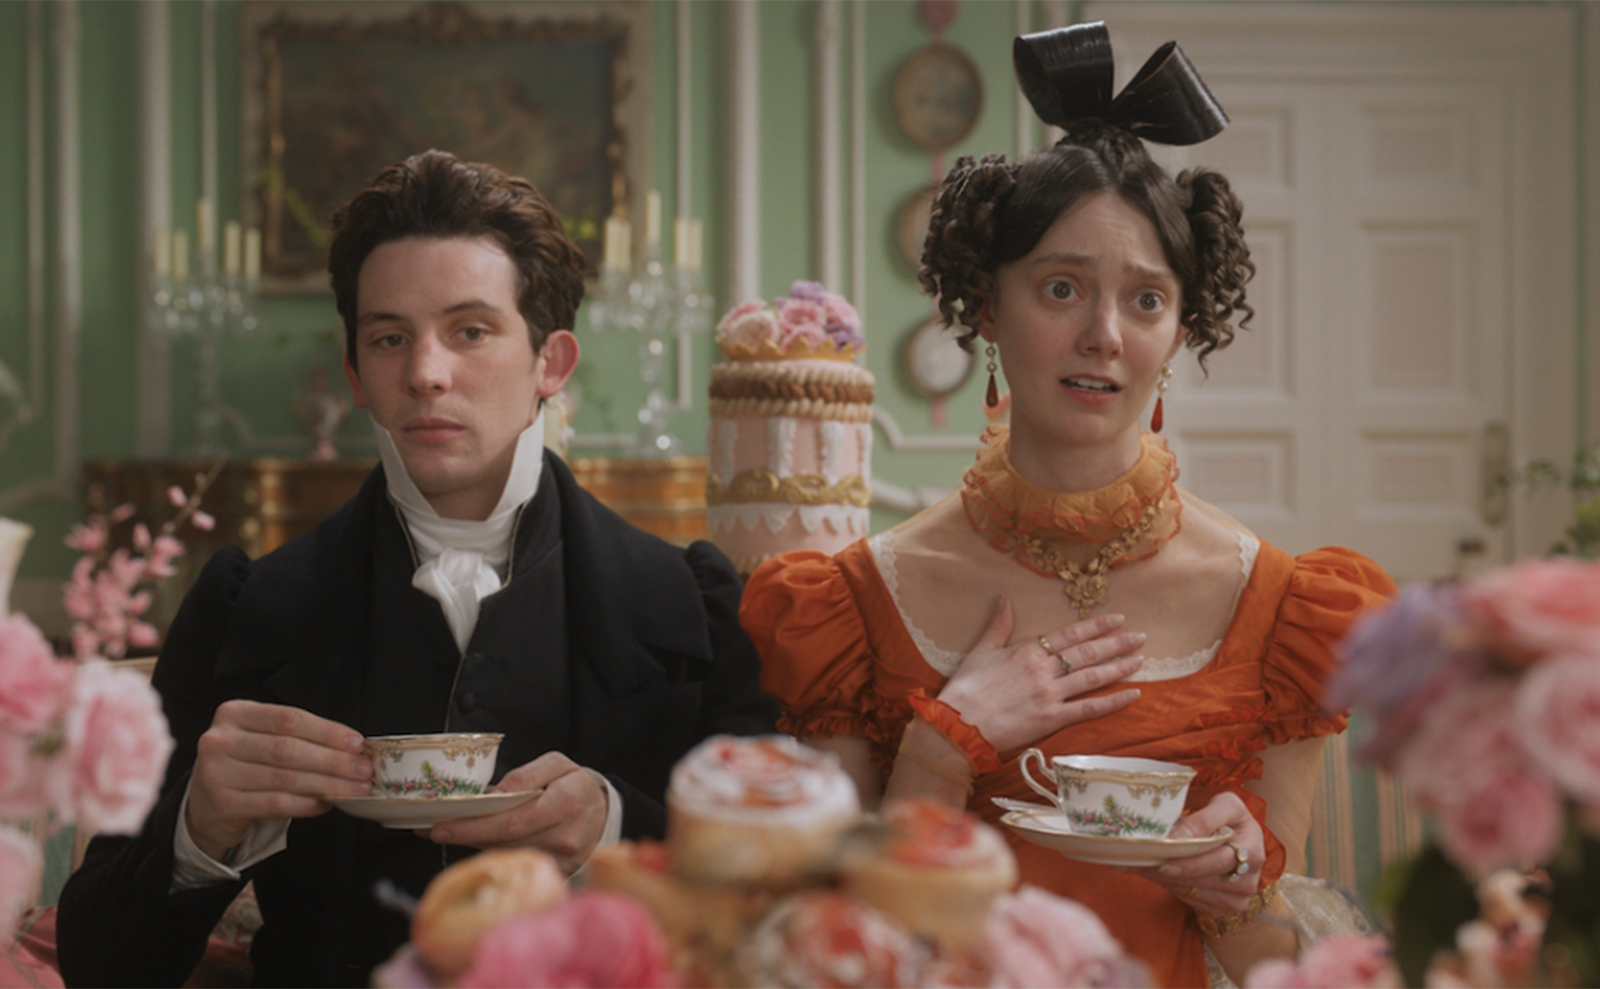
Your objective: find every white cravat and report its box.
[171,403,625,890]
[375,408,546,654]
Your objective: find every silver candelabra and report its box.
[587,195,712,458]
[147,202,262,456]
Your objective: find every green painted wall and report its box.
[1,0,1593,585]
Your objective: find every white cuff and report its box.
[568,770,623,885]
[170,780,290,892]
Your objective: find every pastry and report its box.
[666,734,862,888]
[409,847,568,980]
[841,798,1017,950]
[735,890,929,988]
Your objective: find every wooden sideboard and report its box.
[83,458,377,561]
[82,453,709,563]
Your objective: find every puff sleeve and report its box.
[740,551,880,740]
[1261,547,1396,743]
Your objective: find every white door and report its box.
[1089,3,1576,584]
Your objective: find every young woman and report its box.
[742,24,1394,987]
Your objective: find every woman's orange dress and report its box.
[742,536,1394,988]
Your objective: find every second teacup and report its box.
[364,732,503,799]
[1020,751,1195,838]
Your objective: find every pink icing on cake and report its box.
[708,284,873,576]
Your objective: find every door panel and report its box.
[1085,5,1564,584]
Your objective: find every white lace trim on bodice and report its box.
[868,530,1260,681]
[869,531,967,675]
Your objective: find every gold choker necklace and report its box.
[960,426,1181,618]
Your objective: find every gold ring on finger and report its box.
[1038,634,1054,655]
[1060,657,1074,676]
[1225,843,1249,882]
[1185,886,1199,899]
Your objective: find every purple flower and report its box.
[1328,582,1481,768]
[785,280,828,304]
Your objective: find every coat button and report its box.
[457,691,478,712]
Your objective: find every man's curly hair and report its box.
[328,149,587,369]
[918,120,1253,370]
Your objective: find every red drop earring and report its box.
[1152,361,1174,432]
[984,343,999,409]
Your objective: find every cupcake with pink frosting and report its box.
[841,798,1017,951]
[736,890,929,988]
[667,734,862,888]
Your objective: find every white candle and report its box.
[172,229,189,282]
[244,228,261,282]
[604,217,631,272]
[673,218,690,270]
[153,227,170,278]
[687,219,703,273]
[223,221,241,276]
[603,217,620,270]
[645,190,661,247]
[196,198,213,257]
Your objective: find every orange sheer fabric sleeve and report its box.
[1260,547,1397,744]
[741,550,879,740]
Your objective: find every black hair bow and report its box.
[1013,21,1227,146]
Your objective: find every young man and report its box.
[57,150,777,987]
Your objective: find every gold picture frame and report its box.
[892,42,983,152]
[239,1,649,293]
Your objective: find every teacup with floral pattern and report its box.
[1020,751,1195,838]
[364,732,502,799]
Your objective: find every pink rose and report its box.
[1393,677,1524,809]
[715,299,766,336]
[1514,649,1600,804]
[726,310,780,352]
[776,299,829,351]
[0,732,46,820]
[823,294,864,347]
[0,826,42,945]
[1459,557,1600,664]
[459,890,676,989]
[52,659,173,833]
[1436,769,1563,874]
[1244,935,1398,988]
[981,885,1138,988]
[0,615,72,733]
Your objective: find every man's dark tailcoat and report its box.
[56,452,778,987]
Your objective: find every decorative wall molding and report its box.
[850,0,866,312]
[1,0,83,515]
[1583,0,1599,446]
[727,1,759,303]
[136,0,172,455]
[1014,0,1032,159]
[870,407,979,452]
[52,1,80,503]
[870,475,953,515]
[674,1,692,213]
[814,0,841,290]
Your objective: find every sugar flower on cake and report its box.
[715,300,780,354]
[785,280,863,349]
[715,280,863,360]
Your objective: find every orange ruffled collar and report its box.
[960,425,1182,573]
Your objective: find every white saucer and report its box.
[331,789,541,829]
[1000,807,1234,867]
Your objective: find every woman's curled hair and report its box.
[918,121,1254,369]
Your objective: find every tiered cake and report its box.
[707,282,874,576]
